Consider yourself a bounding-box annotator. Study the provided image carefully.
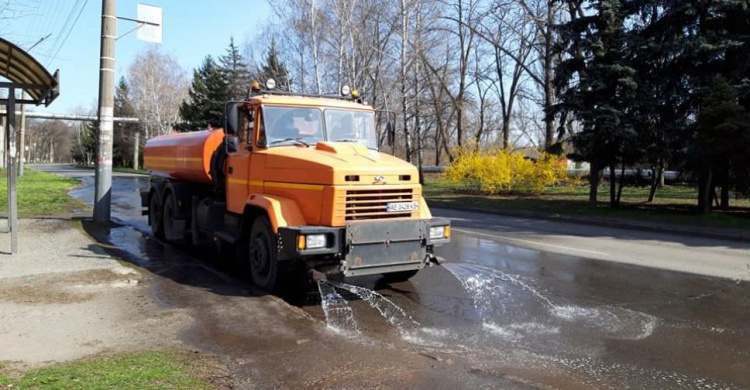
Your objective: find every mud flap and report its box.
[165,219,187,241]
[343,220,427,277]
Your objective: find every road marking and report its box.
[452,227,609,257]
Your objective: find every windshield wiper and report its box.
[269,138,310,147]
[331,138,360,143]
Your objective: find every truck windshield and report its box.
[263,106,324,146]
[325,109,377,149]
[262,106,378,149]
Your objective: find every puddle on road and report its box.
[443,262,658,341]
[315,263,658,346]
[312,263,729,389]
[60,171,747,389]
[327,280,420,329]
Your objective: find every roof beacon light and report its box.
[341,85,351,96]
[265,78,276,90]
[351,89,360,98]
[250,81,261,91]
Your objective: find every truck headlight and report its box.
[305,234,327,249]
[429,226,446,239]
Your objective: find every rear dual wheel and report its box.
[162,192,187,245]
[149,192,165,239]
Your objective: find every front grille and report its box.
[345,188,415,220]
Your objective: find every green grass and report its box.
[114,167,148,175]
[0,350,216,389]
[74,164,148,175]
[0,168,87,218]
[424,177,750,230]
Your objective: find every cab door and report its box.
[225,104,255,214]
[247,106,267,197]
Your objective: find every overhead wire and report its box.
[23,0,43,39]
[46,0,89,68]
[31,0,64,46]
[48,0,84,53]
[34,0,74,61]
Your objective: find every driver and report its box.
[331,114,356,140]
[276,114,300,139]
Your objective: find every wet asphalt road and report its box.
[37,165,750,389]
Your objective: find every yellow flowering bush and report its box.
[445,148,566,195]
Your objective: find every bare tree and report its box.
[514,0,567,149]
[127,46,189,139]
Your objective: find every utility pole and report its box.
[18,92,26,177]
[133,130,140,170]
[94,0,116,223]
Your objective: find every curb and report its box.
[428,203,750,243]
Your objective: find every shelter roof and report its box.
[0,37,59,106]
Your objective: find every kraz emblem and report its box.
[374,175,385,182]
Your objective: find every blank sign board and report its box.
[137,3,162,43]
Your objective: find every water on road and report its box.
[41,165,750,389]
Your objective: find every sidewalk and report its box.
[0,218,188,367]
[430,203,749,243]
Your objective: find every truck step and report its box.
[214,231,240,245]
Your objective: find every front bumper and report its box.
[278,218,450,277]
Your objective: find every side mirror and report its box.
[225,135,239,154]
[224,102,239,135]
[386,122,395,147]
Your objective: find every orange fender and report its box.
[246,194,306,232]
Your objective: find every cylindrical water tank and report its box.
[143,129,225,184]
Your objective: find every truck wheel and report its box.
[162,192,186,245]
[382,270,419,283]
[149,192,165,239]
[248,216,279,292]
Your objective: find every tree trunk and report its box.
[698,168,713,213]
[720,168,730,209]
[659,167,665,188]
[609,163,617,207]
[133,131,140,171]
[616,162,626,207]
[415,63,423,184]
[400,0,411,162]
[543,0,555,150]
[647,165,661,203]
[435,130,441,166]
[502,119,510,149]
[588,161,599,206]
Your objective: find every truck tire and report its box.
[248,216,279,292]
[162,192,187,245]
[149,192,165,239]
[382,269,419,283]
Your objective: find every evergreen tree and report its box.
[627,2,693,202]
[220,37,251,100]
[179,55,229,130]
[555,0,637,206]
[256,39,291,91]
[113,77,139,167]
[648,0,750,210]
[695,76,750,212]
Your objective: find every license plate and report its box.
[386,201,419,212]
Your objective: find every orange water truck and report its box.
[141,80,450,291]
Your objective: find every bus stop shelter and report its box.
[0,37,60,253]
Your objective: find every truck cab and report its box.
[143,82,450,292]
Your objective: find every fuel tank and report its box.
[143,129,225,183]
